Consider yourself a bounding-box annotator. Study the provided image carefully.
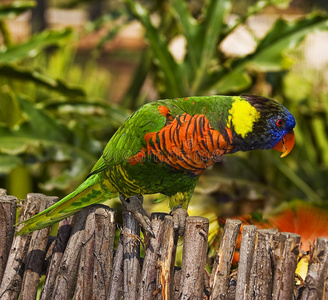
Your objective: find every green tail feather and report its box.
[16,174,118,235]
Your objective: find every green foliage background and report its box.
[0,0,328,219]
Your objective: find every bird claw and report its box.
[119,194,155,238]
[170,207,189,236]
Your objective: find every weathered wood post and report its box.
[179,216,209,300]
[272,232,300,300]
[299,237,328,300]
[122,211,141,300]
[40,216,73,300]
[210,219,242,299]
[235,225,258,300]
[138,213,167,299]
[75,205,116,299]
[247,229,279,300]
[157,215,179,299]
[108,234,124,300]
[0,194,44,300]
[50,208,90,299]
[0,190,17,284]
[20,194,58,300]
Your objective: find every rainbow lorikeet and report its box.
[17,95,296,236]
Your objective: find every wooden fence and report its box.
[0,190,328,300]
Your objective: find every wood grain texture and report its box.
[138,213,167,300]
[157,215,179,300]
[20,194,58,300]
[272,232,300,300]
[210,219,242,300]
[122,211,141,300]
[40,217,73,300]
[235,225,258,300]
[0,194,42,300]
[299,238,328,300]
[247,229,279,300]
[0,193,17,284]
[179,216,209,300]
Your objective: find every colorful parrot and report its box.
[17,95,296,236]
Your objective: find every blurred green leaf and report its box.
[269,154,322,203]
[0,154,22,173]
[283,72,312,102]
[212,66,252,93]
[86,9,132,52]
[40,156,88,191]
[174,0,232,92]
[122,49,152,110]
[0,127,95,166]
[125,0,184,97]
[172,0,198,72]
[247,0,292,15]
[0,64,86,97]
[44,99,130,128]
[203,13,328,92]
[191,0,231,92]
[0,28,73,63]
[268,0,292,9]
[0,92,94,163]
[311,117,328,165]
[250,14,328,70]
[57,0,105,9]
[126,0,328,98]
[0,86,24,127]
[16,95,72,142]
[0,1,36,20]
[0,134,35,155]
[224,0,292,37]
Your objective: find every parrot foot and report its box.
[119,194,155,238]
[170,207,189,236]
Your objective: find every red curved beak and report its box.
[273,130,295,158]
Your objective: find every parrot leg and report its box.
[170,207,189,236]
[119,194,155,237]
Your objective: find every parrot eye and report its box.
[276,119,284,127]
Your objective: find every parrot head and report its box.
[228,95,296,157]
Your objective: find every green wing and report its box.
[89,102,169,175]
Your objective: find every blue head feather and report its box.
[230,95,296,152]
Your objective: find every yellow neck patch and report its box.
[227,97,260,138]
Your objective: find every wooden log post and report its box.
[20,194,58,300]
[210,219,242,300]
[157,215,179,300]
[235,225,258,300]
[122,211,141,300]
[0,194,44,300]
[92,206,116,298]
[174,268,182,300]
[40,217,73,300]
[299,237,328,300]
[246,229,279,300]
[0,192,17,284]
[108,234,124,300]
[50,207,92,300]
[272,232,300,300]
[138,213,167,300]
[179,216,209,300]
[75,205,116,300]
